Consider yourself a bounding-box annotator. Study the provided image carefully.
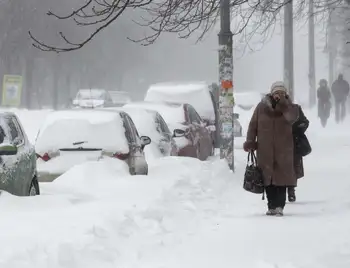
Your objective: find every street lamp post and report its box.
[218,0,234,171]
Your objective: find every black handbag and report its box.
[294,133,312,157]
[243,151,264,195]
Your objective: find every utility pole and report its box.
[218,0,234,171]
[308,0,316,108]
[283,0,294,101]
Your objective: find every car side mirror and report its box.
[202,119,210,126]
[206,125,216,132]
[173,129,186,137]
[0,144,17,156]
[140,136,151,149]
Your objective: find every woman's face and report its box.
[272,91,286,101]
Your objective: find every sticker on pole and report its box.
[222,122,233,138]
[221,80,233,89]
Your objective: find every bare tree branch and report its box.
[29,0,347,53]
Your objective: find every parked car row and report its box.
[0,83,247,197]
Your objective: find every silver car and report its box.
[36,110,151,182]
[0,112,39,196]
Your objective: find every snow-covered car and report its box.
[108,91,132,106]
[35,110,151,182]
[72,89,114,108]
[112,106,179,156]
[0,112,39,196]
[144,81,217,145]
[125,101,213,160]
[233,113,243,137]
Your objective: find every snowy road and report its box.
[0,108,349,268]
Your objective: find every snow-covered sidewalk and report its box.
[132,116,350,268]
[1,108,349,268]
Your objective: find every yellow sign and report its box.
[2,75,22,107]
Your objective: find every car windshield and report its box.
[35,112,129,154]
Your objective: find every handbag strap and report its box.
[247,151,258,165]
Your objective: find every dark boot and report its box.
[287,187,296,202]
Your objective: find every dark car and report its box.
[0,112,39,196]
[36,110,151,182]
[144,82,218,148]
[124,101,213,161]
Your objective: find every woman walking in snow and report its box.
[243,81,300,216]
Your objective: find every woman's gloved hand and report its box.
[270,95,280,109]
[276,95,289,112]
[243,141,257,152]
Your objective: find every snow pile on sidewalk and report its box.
[0,155,239,267]
[2,108,350,268]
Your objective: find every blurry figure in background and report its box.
[288,106,310,202]
[317,79,331,127]
[331,74,350,123]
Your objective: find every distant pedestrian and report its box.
[331,74,350,123]
[317,79,331,127]
[243,81,299,216]
[288,106,310,202]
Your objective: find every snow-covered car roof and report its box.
[111,106,162,144]
[0,111,17,117]
[124,101,185,126]
[123,102,186,127]
[35,110,129,154]
[144,82,215,121]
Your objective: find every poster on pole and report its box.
[2,75,22,107]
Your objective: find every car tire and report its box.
[29,177,40,196]
[210,143,215,156]
[196,144,201,160]
[129,166,136,175]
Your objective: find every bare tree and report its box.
[29,0,299,53]
[29,0,349,53]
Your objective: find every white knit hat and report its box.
[270,81,288,95]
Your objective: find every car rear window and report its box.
[35,112,129,154]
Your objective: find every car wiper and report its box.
[60,148,102,151]
[72,141,87,146]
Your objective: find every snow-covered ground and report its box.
[0,107,349,268]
